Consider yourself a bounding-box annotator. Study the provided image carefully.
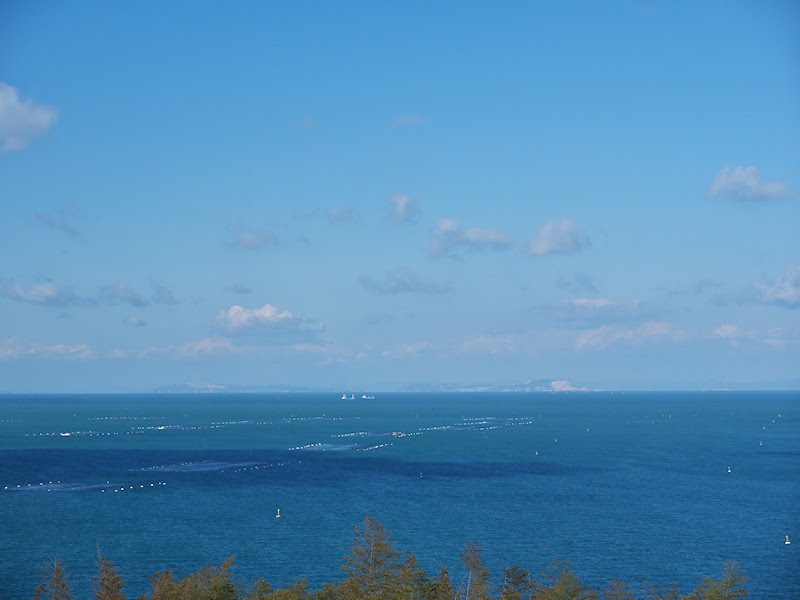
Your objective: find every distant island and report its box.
[151,380,592,394]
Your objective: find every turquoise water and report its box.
[1,392,798,598]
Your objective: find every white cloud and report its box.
[761,327,800,350]
[123,315,147,328]
[100,282,148,307]
[431,218,513,256]
[713,323,740,340]
[754,266,800,309]
[0,82,58,152]
[176,336,235,358]
[459,334,517,355]
[709,166,788,201]
[389,194,417,223]
[217,304,324,344]
[1,279,83,306]
[576,321,676,349]
[230,230,278,249]
[527,219,590,257]
[570,297,613,310]
[552,297,646,325]
[289,342,330,354]
[218,304,295,330]
[0,337,92,360]
[359,269,451,295]
[380,341,433,358]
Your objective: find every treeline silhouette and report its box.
[33,517,747,600]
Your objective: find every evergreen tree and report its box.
[686,562,748,600]
[145,571,179,600]
[313,582,343,600]
[500,566,535,600]
[461,541,491,600]
[644,585,681,600]
[243,578,274,600]
[176,557,237,600]
[341,517,402,599]
[94,556,127,600]
[426,566,455,600]
[392,552,428,599]
[265,579,310,600]
[33,560,73,600]
[601,580,635,600]
[537,559,592,600]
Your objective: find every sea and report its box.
[0,391,798,598]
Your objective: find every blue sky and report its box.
[1,1,798,392]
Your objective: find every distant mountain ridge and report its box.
[399,379,590,392]
[152,382,319,393]
[152,379,591,393]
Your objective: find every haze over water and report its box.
[1,391,798,598]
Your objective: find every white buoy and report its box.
[276,508,281,519]
[786,535,791,545]
[727,466,731,473]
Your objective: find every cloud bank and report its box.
[0,82,58,152]
[1,279,84,306]
[528,219,590,257]
[431,218,513,256]
[389,194,417,223]
[0,337,92,360]
[709,166,787,201]
[217,304,324,341]
[755,266,800,309]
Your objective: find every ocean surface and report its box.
[1,392,798,598]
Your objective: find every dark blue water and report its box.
[1,392,798,598]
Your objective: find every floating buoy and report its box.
[275,508,281,519]
[727,466,732,473]
[786,535,791,545]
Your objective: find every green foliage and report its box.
[243,578,274,600]
[144,571,179,600]
[263,579,310,600]
[341,516,403,599]
[426,566,455,600]
[685,562,748,600]
[500,566,535,600]
[537,559,591,600]
[392,551,428,600]
[644,583,681,600]
[95,556,127,600]
[461,540,491,600]
[33,560,74,600]
[312,582,342,600]
[140,557,237,600]
[601,580,635,600]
